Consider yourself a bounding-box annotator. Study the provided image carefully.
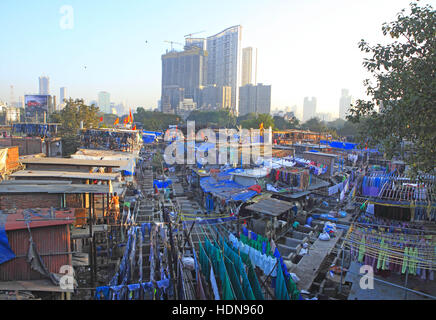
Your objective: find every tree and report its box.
[50,99,101,156]
[187,109,236,128]
[348,2,436,174]
[239,113,275,130]
[301,117,326,132]
[273,115,300,130]
[134,108,183,130]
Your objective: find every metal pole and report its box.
[404,267,409,300]
[339,248,345,294]
[88,193,94,287]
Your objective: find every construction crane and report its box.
[164,40,183,51]
[184,30,206,38]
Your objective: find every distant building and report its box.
[241,47,257,86]
[206,25,242,113]
[196,85,232,110]
[179,98,197,112]
[303,97,317,122]
[161,47,207,113]
[339,89,352,119]
[59,87,67,109]
[39,76,50,95]
[239,83,271,116]
[184,38,206,51]
[316,112,334,122]
[98,91,111,114]
[89,100,98,107]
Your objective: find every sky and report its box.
[0,0,433,117]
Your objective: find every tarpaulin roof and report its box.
[143,130,163,136]
[320,140,357,150]
[200,176,258,202]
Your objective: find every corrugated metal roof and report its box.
[11,170,120,180]
[0,184,110,194]
[0,224,71,281]
[20,157,129,167]
[4,208,75,231]
[245,198,293,216]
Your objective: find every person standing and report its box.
[111,192,120,221]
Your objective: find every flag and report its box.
[129,109,133,123]
[99,117,103,122]
[123,117,129,124]
[114,118,119,125]
[132,125,136,130]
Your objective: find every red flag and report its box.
[129,109,133,123]
[99,117,103,122]
[114,118,119,125]
[123,117,129,124]
[132,125,136,130]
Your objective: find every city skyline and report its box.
[0,0,432,116]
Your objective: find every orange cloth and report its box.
[112,196,119,206]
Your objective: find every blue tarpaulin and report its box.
[0,214,15,265]
[320,140,357,150]
[200,176,258,203]
[143,131,163,136]
[153,179,172,189]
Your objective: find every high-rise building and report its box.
[98,91,111,114]
[59,87,67,109]
[303,97,317,122]
[339,89,352,119]
[239,83,271,116]
[241,47,257,86]
[197,85,232,110]
[184,38,206,51]
[316,112,334,122]
[161,47,207,113]
[206,25,242,114]
[39,76,50,95]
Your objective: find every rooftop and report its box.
[245,198,294,216]
[20,157,129,168]
[0,183,110,194]
[10,170,120,181]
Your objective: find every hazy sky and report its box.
[0,0,433,116]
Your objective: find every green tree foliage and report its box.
[273,115,300,130]
[50,98,100,134]
[301,117,327,132]
[101,113,118,127]
[134,108,183,130]
[187,109,236,128]
[239,113,275,130]
[348,2,436,174]
[50,98,100,156]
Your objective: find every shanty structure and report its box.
[245,198,293,217]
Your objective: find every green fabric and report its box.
[275,264,290,300]
[204,237,236,300]
[358,236,366,263]
[222,240,255,300]
[224,256,246,300]
[221,258,235,300]
[286,276,300,300]
[247,262,265,300]
[402,247,409,274]
[240,234,273,256]
[199,241,210,279]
